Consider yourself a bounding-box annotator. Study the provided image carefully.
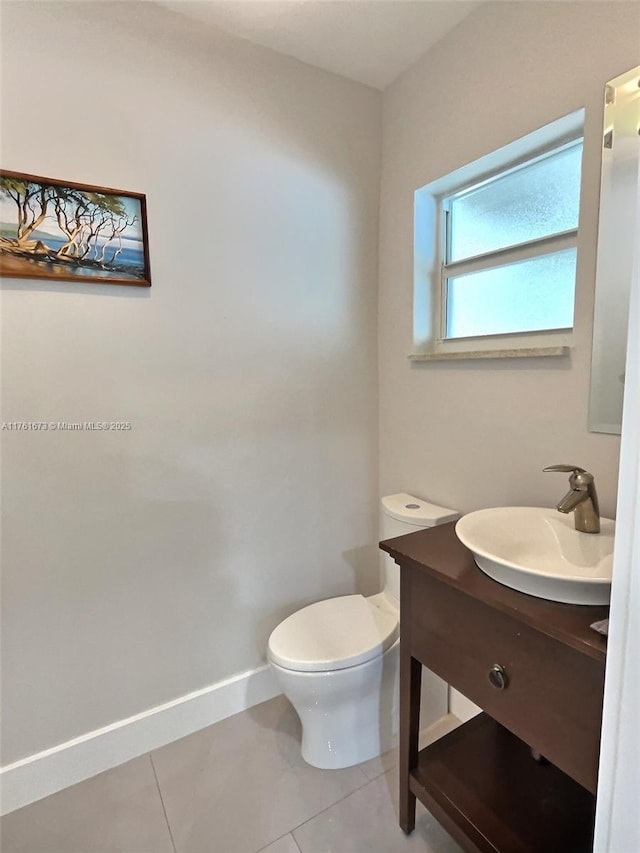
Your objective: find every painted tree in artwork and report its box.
[47,188,137,263]
[86,193,137,266]
[51,187,92,257]
[0,177,138,268]
[0,177,54,244]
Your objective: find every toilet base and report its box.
[269,640,399,770]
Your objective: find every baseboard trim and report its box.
[0,664,281,816]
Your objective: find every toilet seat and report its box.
[268,594,398,673]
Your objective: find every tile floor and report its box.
[0,696,464,853]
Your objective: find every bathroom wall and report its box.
[0,2,381,765]
[378,0,639,518]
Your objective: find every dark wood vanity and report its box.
[380,522,608,853]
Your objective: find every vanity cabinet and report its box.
[380,522,608,853]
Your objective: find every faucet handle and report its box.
[543,465,594,489]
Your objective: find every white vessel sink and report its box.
[455,507,615,605]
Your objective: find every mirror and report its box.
[589,66,640,434]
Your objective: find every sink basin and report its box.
[455,507,615,605]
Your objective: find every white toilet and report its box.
[267,493,459,769]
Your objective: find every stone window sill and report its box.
[409,346,570,362]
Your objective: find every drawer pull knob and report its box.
[488,664,508,690]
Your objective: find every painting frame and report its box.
[0,169,151,287]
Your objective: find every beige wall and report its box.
[3,0,637,772]
[379,1,639,519]
[0,2,381,764]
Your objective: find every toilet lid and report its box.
[268,595,399,673]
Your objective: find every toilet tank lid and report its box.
[381,493,459,526]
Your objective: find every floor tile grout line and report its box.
[255,830,303,853]
[361,757,399,785]
[149,753,178,853]
[252,769,376,853]
[288,768,382,840]
[251,773,374,853]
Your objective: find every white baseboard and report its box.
[448,686,481,722]
[419,712,462,749]
[0,664,281,816]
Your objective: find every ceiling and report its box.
[157,1,481,90]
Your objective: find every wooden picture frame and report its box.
[0,170,151,287]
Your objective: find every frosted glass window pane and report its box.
[445,249,576,339]
[448,144,582,262]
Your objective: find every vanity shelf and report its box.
[380,521,607,853]
[411,713,595,853]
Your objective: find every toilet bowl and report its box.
[268,592,399,768]
[267,494,459,770]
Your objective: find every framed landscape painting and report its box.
[0,170,151,286]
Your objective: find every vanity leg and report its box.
[399,653,422,834]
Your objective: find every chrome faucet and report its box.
[543,465,600,533]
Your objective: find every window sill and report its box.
[409,346,570,362]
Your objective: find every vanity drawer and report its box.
[406,570,605,793]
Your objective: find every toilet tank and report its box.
[380,493,459,604]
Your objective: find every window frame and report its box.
[412,110,586,360]
[438,139,582,343]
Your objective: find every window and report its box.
[413,111,585,358]
[443,141,582,340]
